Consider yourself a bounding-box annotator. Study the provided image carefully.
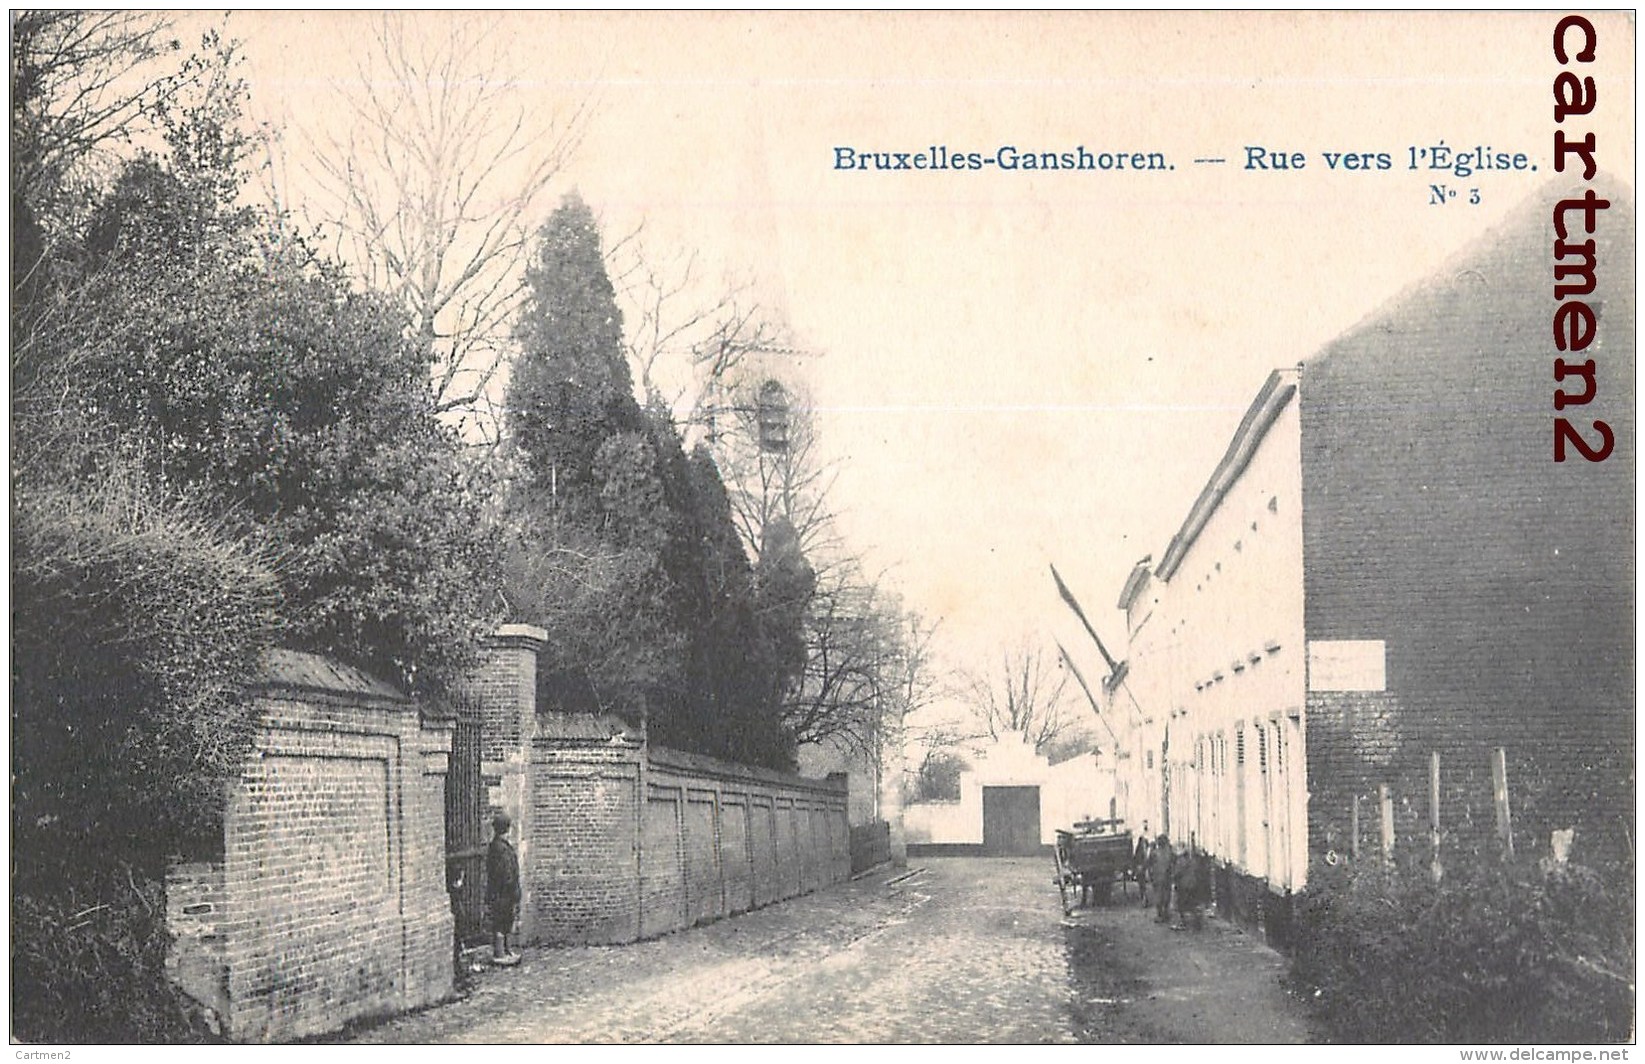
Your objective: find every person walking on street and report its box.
[487,812,522,966]
[1174,841,1207,931]
[1150,833,1175,924]
[1132,825,1151,906]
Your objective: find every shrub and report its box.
[12,470,281,849]
[1289,853,1634,1043]
[11,857,221,1043]
[11,469,279,1043]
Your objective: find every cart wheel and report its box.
[1052,846,1071,915]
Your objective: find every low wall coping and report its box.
[249,648,410,706]
[647,744,849,796]
[488,623,550,650]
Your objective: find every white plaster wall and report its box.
[902,800,972,844]
[1117,384,1310,891]
[903,738,1118,846]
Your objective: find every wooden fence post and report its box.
[1429,752,1442,882]
[1350,794,1361,861]
[1491,747,1514,859]
[1378,783,1395,861]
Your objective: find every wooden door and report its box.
[981,786,1042,855]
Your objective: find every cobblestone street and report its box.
[338,857,1316,1044]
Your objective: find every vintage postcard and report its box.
[9,10,1634,1049]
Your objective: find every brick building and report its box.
[1106,185,1634,909]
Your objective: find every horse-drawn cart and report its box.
[1053,818,1134,914]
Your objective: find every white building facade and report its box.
[904,735,1116,854]
[1110,369,1309,893]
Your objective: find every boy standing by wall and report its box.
[487,813,522,966]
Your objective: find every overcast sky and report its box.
[211,10,1634,709]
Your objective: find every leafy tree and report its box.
[660,444,811,767]
[752,516,816,702]
[77,154,498,692]
[13,36,499,849]
[12,474,281,850]
[507,192,644,494]
[10,28,294,862]
[9,28,277,1043]
[10,25,508,1042]
[504,194,675,710]
[504,195,802,767]
[910,749,969,803]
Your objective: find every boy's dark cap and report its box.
[493,812,512,833]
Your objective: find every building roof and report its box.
[1148,177,1635,589]
[1156,368,1298,581]
[1116,555,1153,611]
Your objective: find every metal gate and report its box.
[444,691,489,945]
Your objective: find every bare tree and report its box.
[782,568,888,751]
[704,370,847,573]
[11,10,189,216]
[967,641,1084,755]
[296,12,589,440]
[886,610,941,735]
[604,228,786,424]
[781,567,934,757]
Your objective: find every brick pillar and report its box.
[475,623,548,942]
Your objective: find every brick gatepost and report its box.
[474,623,549,942]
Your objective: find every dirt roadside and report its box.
[1062,889,1319,1044]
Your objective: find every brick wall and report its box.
[521,735,850,946]
[462,625,854,948]
[527,740,645,944]
[474,625,544,762]
[166,650,454,1043]
[644,746,850,938]
[1304,689,1405,855]
[165,863,228,1030]
[850,821,892,873]
[640,782,687,938]
[1299,187,1636,862]
[721,799,753,913]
